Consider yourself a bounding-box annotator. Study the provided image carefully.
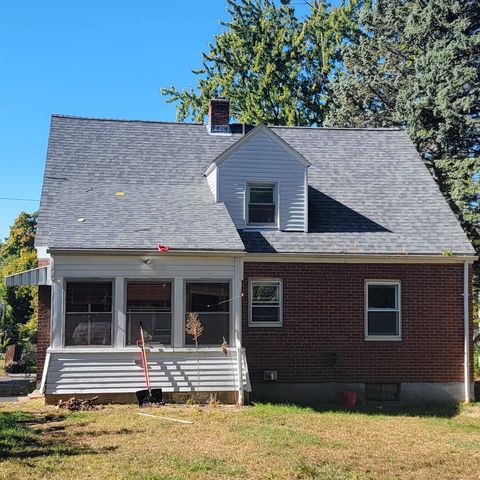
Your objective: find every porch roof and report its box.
[4,266,50,286]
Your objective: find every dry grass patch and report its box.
[1,400,480,479]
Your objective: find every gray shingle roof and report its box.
[36,115,474,255]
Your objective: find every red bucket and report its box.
[342,390,357,408]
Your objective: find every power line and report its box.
[0,197,40,202]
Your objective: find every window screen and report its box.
[185,282,230,345]
[127,281,172,345]
[65,282,112,346]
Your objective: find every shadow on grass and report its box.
[248,400,461,419]
[0,410,119,460]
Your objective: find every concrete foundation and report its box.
[400,382,470,405]
[45,390,239,405]
[250,382,469,405]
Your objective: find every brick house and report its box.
[5,98,476,404]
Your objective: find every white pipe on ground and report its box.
[464,260,471,403]
[40,351,50,394]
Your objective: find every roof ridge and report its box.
[270,125,404,131]
[51,114,405,131]
[51,114,203,126]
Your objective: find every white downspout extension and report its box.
[464,260,471,403]
[39,351,51,394]
[234,257,244,405]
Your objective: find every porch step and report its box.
[0,377,36,397]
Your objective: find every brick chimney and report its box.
[208,97,230,127]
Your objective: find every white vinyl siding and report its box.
[217,129,307,231]
[53,255,236,279]
[206,165,217,200]
[44,349,250,394]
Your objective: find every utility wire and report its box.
[0,197,40,202]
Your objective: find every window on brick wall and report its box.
[249,280,282,327]
[365,281,401,340]
[65,281,113,346]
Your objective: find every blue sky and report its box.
[0,1,243,240]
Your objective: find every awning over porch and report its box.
[4,266,50,286]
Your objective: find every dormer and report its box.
[205,117,310,232]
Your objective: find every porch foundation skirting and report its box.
[42,350,250,398]
[250,382,470,405]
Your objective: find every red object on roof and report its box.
[158,244,169,252]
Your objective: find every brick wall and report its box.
[242,262,473,385]
[37,285,51,382]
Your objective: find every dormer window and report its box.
[247,183,277,227]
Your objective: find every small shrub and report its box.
[4,359,26,374]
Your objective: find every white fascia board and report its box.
[204,124,311,176]
[36,246,51,259]
[245,253,477,264]
[48,248,246,257]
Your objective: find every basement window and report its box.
[365,383,400,402]
[126,281,172,345]
[249,280,282,327]
[65,282,113,346]
[247,184,277,227]
[365,281,401,340]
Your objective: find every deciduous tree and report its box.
[0,212,38,348]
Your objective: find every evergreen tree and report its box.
[327,0,479,281]
[0,212,38,348]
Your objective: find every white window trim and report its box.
[249,278,283,327]
[365,280,402,341]
[245,182,279,229]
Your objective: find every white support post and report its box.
[51,277,64,349]
[464,260,471,403]
[234,257,244,405]
[173,277,184,348]
[114,277,126,348]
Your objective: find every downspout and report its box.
[464,259,471,403]
[234,257,244,405]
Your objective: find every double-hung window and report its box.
[247,184,277,226]
[126,281,172,345]
[249,280,282,326]
[365,281,401,340]
[65,281,113,346]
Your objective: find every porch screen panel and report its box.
[65,282,112,346]
[185,282,230,345]
[127,281,172,345]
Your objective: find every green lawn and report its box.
[1,400,480,479]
